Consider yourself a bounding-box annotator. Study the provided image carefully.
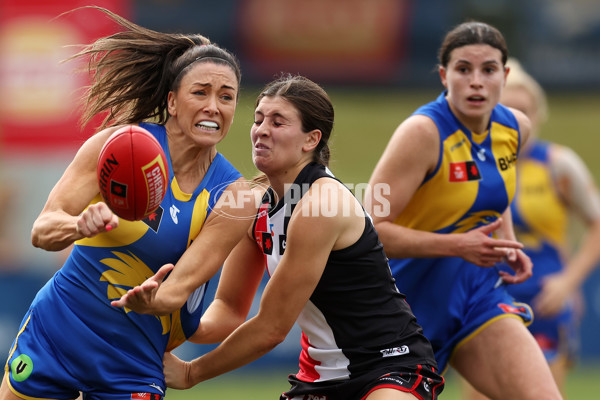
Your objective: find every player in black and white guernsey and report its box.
[162,75,444,399]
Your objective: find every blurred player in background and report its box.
[0,7,254,400]
[129,74,445,399]
[461,58,600,399]
[364,21,563,399]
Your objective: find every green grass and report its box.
[162,363,600,398]
[219,88,600,186]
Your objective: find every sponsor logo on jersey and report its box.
[278,234,286,255]
[261,232,273,255]
[476,148,486,161]
[130,393,162,400]
[380,345,410,357]
[498,152,517,171]
[449,161,481,182]
[149,383,164,394]
[498,302,528,315]
[10,354,33,382]
[142,205,164,233]
[450,137,467,152]
[169,204,180,224]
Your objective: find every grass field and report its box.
[171,88,600,398]
[162,364,600,398]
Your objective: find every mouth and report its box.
[467,94,485,104]
[254,143,270,150]
[195,120,220,131]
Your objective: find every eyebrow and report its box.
[455,59,501,66]
[194,82,237,91]
[254,109,289,120]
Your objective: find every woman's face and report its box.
[251,96,318,175]
[167,62,238,147]
[440,44,508,132]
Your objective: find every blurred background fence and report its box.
[1,0,599,373]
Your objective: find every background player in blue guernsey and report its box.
[136,74,443,399]
[462,59,600,399]
[363,21,562,399]
[0,7,254,400]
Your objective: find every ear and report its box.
[439,65,448,88]
[503,66,511,87]
[303,129,322,153]
[167,91,176,117]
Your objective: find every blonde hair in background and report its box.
[505,58,549,124]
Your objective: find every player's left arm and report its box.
[163,179,353,389]
[534,144,600,316]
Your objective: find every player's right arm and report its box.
[31,127,120,251]
[363,115,524,266]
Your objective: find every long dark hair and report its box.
[62,6,241,130]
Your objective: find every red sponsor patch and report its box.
[131,393,161,400]
[498,303,527,314]
[449,161,481,182]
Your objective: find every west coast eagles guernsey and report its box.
[387,92,532,372]
[5,122,242,398]
[507,140,569,301]
[502,141,576,361]
[253,162,437,383]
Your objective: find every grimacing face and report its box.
[251,96,317,175]
[167,62,238,147]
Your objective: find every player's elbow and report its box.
[263,324,289,350]
[31,225,54,251]
[31,227,41,249]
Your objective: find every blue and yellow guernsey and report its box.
[394,92,519,234]
[388,92,529,372]
[18,122,241,392]
[505,140,568,302]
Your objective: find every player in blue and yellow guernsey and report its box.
[364,22,563,400]
[462,59,600,400]
[0,8,255,400]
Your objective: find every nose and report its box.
[470,70,483,88]
[254,121,270,137]
[203,94,219,115]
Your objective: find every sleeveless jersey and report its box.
[6,122,242,397]
[507,140,569,301]
[501,141,576,362]
[253,162,437,383]
[387,92,531,372]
